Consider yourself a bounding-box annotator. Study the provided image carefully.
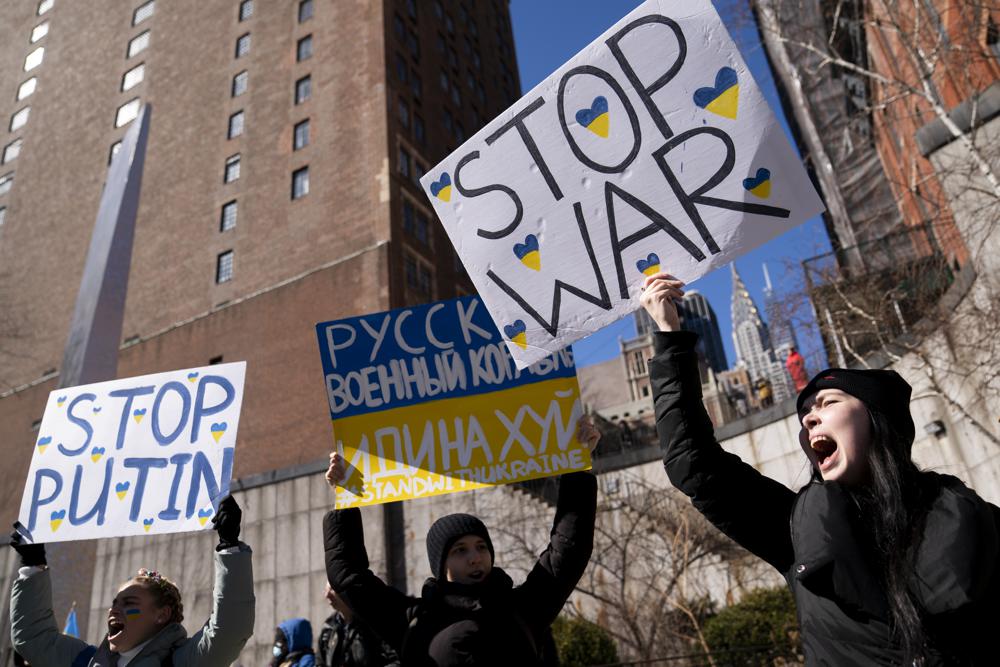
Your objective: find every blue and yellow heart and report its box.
[198,508,214,527]
[430,173,452,202]
[116,481,130,500]
[513,234,541,271]
[636,253,661,277]
[210,422,228,443]
[693,67,739,120]
[133,408,147,424]
[56,396,67,407]
[576,96,610,138]
[743,167,772,199]
[143,518,154,533]
[90,446,106,463]
[36,436,52,455]
[504,320,528,350]
[187,372,199,383]
[50,510,66,532]
[93,406,102,413]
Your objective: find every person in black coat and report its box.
[641,272,1000,665]
[322,418,600,667]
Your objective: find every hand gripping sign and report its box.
[18,363,246,543]
[316,296,589,509]
[421,0,825,369]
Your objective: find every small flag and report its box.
[64,603,79,637]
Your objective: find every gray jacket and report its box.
[10,545,255,667]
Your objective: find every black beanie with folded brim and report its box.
[796,368,915,446]
[426,513,495,580]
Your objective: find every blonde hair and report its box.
[131,569,184,624]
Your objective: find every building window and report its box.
[989,17,1000,61]
[239,0,253,21]
[9,108,30,132]
[395,53,408,82]
[24,47,44,72]
[115,98,141,127]
[394,14,405,39]
[293,119,309,150]
[2,139,23,165]
[30,22,49,43]
[408,31,420,60]
[232,70,248,97]
[298,0,313,22]
[398,98,410,129]
[37,0,53,15]
[445,14,454,34]
[295,75,311,104]
[224,154,241,183]
[439,69,448,91]
[403,200,429,245]
[228,110,245,139]
[0,207,5,227]
[128,31,150,58]
[405,253,433,296]
[0,173,13,197]
[220,200,237,232]
[121,63,145,91]
[411,72,422,99]
[235,33,251,58]
[451,81,461,106]
[291,166,309,199]
[414,115,425,145]
[17,78,37,101]
[398,147,410,178]
[108,141,122,165]
[433,1,443,19]
[406,0,417,19]
[297,34,313,61]
[413,160,426,186]
[132,0,155,26]
[447,47,458,68]
[216,251,234,283]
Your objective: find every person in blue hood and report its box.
[271,618,316,667]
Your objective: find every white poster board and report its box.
[17,362,246,544]
[421,0,825,369]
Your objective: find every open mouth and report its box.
[108,619,125,642]
[810,435,838,471]
[467,570,485,581]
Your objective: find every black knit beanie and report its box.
[426,513,495,579]
[796,368,915,445]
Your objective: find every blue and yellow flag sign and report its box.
[316,296,589,508]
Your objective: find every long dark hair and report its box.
[848,408,934,663]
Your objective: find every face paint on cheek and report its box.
[125,608,141,619]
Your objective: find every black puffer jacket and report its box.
[324,472,597,666]
[652,331,1000,665]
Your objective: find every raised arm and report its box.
[643,273,796,572]
[172,496,255,666]
[515,453,598,628]
[323,453,414,651]
[9,532,93,667]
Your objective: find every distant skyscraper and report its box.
[678,290,728,374]
[762,263,798,357]
[730,264,794,402]
[632,290,728,374]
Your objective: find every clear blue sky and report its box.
[508,0,832,371]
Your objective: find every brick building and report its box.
[0,0,520,654]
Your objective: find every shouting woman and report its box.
[642,272,999,665]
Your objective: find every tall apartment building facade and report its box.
[0,0,520,654]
